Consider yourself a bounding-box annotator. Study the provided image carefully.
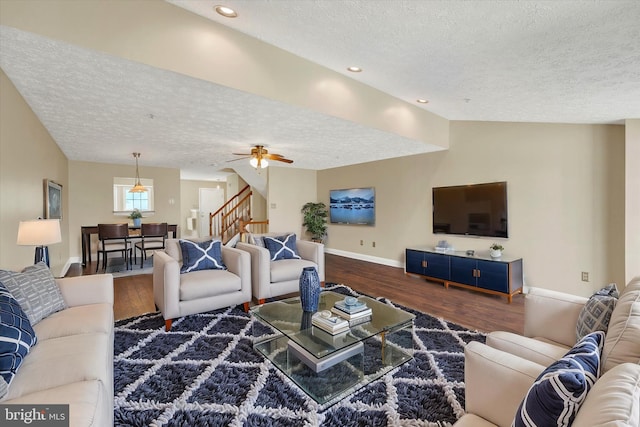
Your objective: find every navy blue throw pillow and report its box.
[263,234,301,261]
[179,239,227,273]
[0,281,37,398]
[512,331,604,427]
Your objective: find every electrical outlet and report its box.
[372,241,376,248]
[581,272,589,282]
[360,240,363,246]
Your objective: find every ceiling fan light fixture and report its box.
[129,152,148,193]
[250,157,269,169]
[214,5,238,18]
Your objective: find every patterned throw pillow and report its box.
[512,331,604,427]
[0,262,67,325]
[0,281,37,398]
[263,234,301,261]
[179,239,227,273]
[576,283,619,340]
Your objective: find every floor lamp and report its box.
[17,219,62,267]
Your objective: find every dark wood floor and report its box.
[67,253,524,334]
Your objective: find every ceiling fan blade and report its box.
[226,156,250,162]
[273,157,294,164]
[232,152,251,156]
[264,153,285,160]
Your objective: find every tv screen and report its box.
[329,187,375,225]
[432,182,508,238]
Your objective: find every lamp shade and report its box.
[17,219,61,246]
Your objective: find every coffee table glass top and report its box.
[251,290,415,359]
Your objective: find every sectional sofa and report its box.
[1,273,114,427]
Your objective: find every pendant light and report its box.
[129,152,148,193]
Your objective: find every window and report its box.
[113,177,155,215]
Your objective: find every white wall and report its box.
[319,121,626,296]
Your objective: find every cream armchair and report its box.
[236,234,324,304]
[455,276,640,426]
[153,238,251,331]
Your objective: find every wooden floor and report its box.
[67,253,524,334]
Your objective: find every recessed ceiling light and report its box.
[416,99,429,104]
[347,66,362,72]
[214,5,238,18]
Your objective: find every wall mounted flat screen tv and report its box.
[329,187,375,225]
[432,181,508,238]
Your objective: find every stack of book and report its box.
[331,298,373,326]
[311,311,350,335]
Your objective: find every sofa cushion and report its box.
[33,303,113,341]
[576,283,618,341]
[5,380,107,427]
[0,282,37,398]
[572,362,640,426]
[264,234,301,261]
[0,262,67,325]
[179,269,241,302]
[179,239,226,273]
[486,331,568,368]
[270,259,317,283]
[513,331,604,427]
[602,276,640,372]
[4,333,110,401]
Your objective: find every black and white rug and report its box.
[114,284,485,426]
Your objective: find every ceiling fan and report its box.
[229,145,293,169]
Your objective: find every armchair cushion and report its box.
[513,331,604,427]
[179,269,242,302]
[270,259,318,283]
[0,262,67,325]
[263,234,301,261]
[576,283,618,340]
[179,239,226,273]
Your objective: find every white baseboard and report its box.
[324,248,403,268]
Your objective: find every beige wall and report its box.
[626,119,640,282]
[319,121,626,296]
[0,71,70,277]
[68,160,181,260]
[268,168,317,238]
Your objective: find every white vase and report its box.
[490,249,502,258]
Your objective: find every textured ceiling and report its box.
[2,1,640,181]
[172,0,640,124]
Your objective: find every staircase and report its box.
[209,185,252,244]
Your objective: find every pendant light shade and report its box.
[130,152,148,193]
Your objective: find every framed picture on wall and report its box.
[44,179,62,219]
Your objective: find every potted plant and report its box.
[128,209,143,227]
[489,243,504,258]
[301,202,328,243]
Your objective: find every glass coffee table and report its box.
[250,290,415,404]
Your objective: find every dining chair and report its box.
[96,223,130,272]
[134,222,168,268]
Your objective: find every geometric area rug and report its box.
[113,284,486,426]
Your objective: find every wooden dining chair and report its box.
[134,222,168,268]
[96,223,130,273]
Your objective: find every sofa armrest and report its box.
[236,242,271,300]
[55,274,114,307]
[524,287,588,347]
[464,341,544,427]
[152,250,181,319]
[297,240,325,282]
[221,246,251,300]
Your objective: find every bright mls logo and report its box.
[0,405,69,426]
